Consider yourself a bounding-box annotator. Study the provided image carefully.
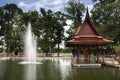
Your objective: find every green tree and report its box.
[65,0,85,40]
[54,11,66,57]
[11,15,25,55]
[0,4,23,55]
[38,8,56,56]
[91,0,120,45]
[65,0,85,27]
[38,8,66,57]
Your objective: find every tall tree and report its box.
[65,0,85,27]
[0,4,23,54]
[38,8,65,57]
[9,15,25,55]
[38,8,56,56]
[91,0,120,45]
[54,11,66,57]
[65,0,85,40]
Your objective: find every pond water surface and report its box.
[0,58,120,80]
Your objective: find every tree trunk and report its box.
[57,44,60,57]
[6,44,10,56]
[45,52,48,57]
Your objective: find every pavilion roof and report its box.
[66,8,113,47]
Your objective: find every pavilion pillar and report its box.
[101,46,105,63]
[103,52,105,63]
[96,47,99,63]
[75,47,79,64]
[88,48,91,63]
[71,47,75,64]
[72,47,75,57]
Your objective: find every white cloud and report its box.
[50,0,63,6]
[52,5,63,12]
[66,20,73,25]
[18,0,94,16]
[64,25,70,37]
[18,1,25,7]
[87,5,93,13]
[18,0,67,12]
[18,0,47,12]
[18,1,34,9]
[18,1,32,11]
[63,20,73,38]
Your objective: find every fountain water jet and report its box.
[19,22,40,64]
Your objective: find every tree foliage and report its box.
[0,4,23,54]
[65,0,85,40]
[91,0,120,45]
[38,8,65,56]
[65,0,85,27]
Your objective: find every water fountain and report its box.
[19,22,40,64]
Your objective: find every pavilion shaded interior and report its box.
[66,8,113,64]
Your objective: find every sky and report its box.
[0,0,94,13]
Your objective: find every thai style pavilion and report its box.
[66,8,113,67]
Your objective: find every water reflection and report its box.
[24,64,36,80]
[1,59,120,80]
[0,61,6,80]
[59,58,71,80]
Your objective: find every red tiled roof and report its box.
[66,39,113,47]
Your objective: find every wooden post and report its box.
[88,48,91,63]
[96,47,99,63]
[103,51,105,63]
[72,47,75,57]
[102,46,105,63]
[76,47,79,64]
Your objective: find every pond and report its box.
[0,58,120,80]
